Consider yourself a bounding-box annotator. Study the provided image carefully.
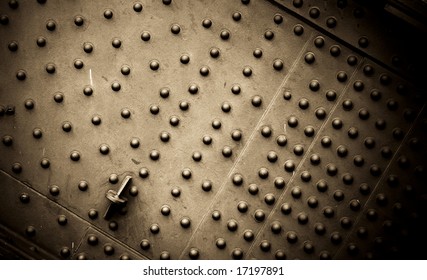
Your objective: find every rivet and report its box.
[189,248,199,259]
[281,203,292,215]
[40,158,50,169]
[201,180,212,192]
[104,9,113,19]
[179,167,192,179]
[202,19,212,28]
[212,210,221,220]
[133,3,143,12]
[254,209,265,222]
[150,60,160,70]
[140,239,150,250]
[293,24,304,35]
[46,19,56,31]
[25,226,36,237]
[60,247,71,258]
[253,48,263,58]
[46,63,56,74]
[19,193,30,204]
[171,187,181,197]
[78,181,88,191]
[160,251,170,260]
[180,54,190,64]
[57,215,67,226]
[88,209,98,219]
[104,244,115,256]
[150,224,160,234]
[180,217,191,228]
[171,24,181,34]
[220,29,230,40]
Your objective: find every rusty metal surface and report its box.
[0,0,426,259]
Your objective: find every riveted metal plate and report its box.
[0,0,426,260]
[270,0,427,80]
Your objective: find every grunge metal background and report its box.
[1,0,427,259]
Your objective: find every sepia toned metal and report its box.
[0,0,426,260]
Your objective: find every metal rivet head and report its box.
[60,247,71,258]
[227,219,238,231]
[150,60,160,70]
[216,238,226,249]
[57,215,67,226]
[273,59,284,71]
[264,194,275,205]
[189,248,199,259]
[150,224,160,234]
[19,193,30,204]
[83,86,93,96]
[248,184,259,195]
[254,209,265,222]
[271,221,282,234]
[49,185,60,196]
[237,201,248,213]
[212,210,221,220]
[330,45,341,57]
[180,217,191,228]
[141,31,151,41]
[16,70,26,80]
[130,138,140,148]
[46,63,56,74]
[25,226,36,237]
[286,231,298,243]
[78,181,88,191]
[260,240,271,252]
[150,150,160,161]
[129,186,138,196]
[171,187,181,197]
[139,167,150,179]
[109,221,119,231]
[243,230,254,241]
[171,24,181,34]
[202,19,212,28]
[104,244,115,255]
[201,180,212,192]
[232,248,243,259]
[46,19,56,31]
[294,24,304,35]
[243,66,252,77]
[305,52,315,64]
[121,108,131,118]
[222,146,233,158]
[88,209,98,219]
[160,251,170,260]
[314,36,324,48]
[179,100,190,111]
[232,173,243,186]
[133,3,143,12]
[181,168,192,179]
[170,116,180,126]
[2,135,13,147]
[8,41,18,52]
[180,54,190,64]
[104,9,113,19]
[210,48,220,58]
[99,144,109,155]
[161,205,171,216]
[74,59,84,69]
[140,239,150,250]
[220,29,230,40]
[160,131,170,142]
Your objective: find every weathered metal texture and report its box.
[0,0,426,259]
